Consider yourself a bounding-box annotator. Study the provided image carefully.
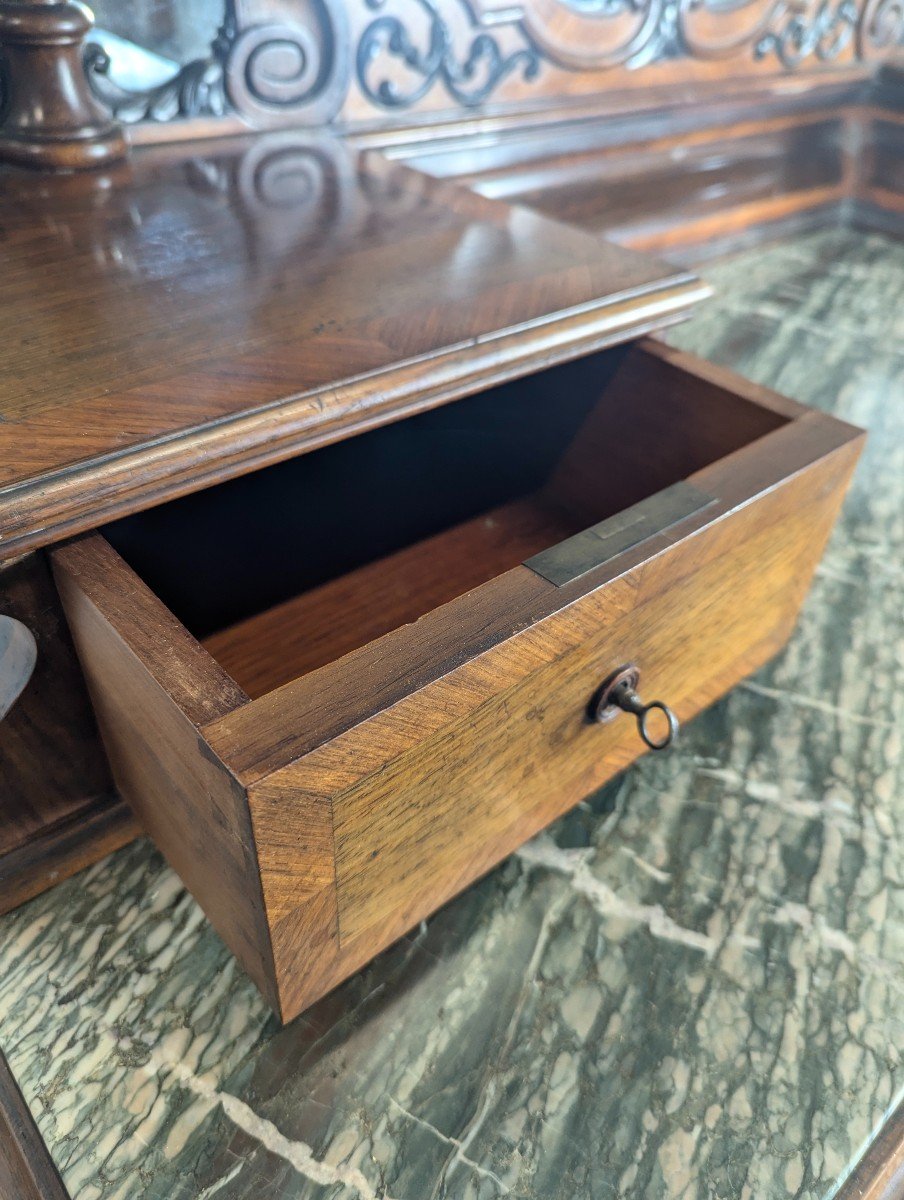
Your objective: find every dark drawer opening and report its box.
[103,344,787,698]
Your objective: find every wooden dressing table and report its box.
[0,2,902,1195]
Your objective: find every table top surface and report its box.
[0,224,901,1200]
[0,134,703,561]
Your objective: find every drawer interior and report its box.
[103,345,789,699]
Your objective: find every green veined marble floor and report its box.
[0,227,902,1200]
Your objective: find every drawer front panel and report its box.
[329,483,843,949]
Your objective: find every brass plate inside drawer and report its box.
[524,481,715,586]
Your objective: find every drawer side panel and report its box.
[50,536,280,1013]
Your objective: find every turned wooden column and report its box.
[0,0,126,170]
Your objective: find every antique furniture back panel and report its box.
[71,0,904,140]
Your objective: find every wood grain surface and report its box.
[51,342,862,1022]
[397,92,904,261]
[36,0,896,150]
[0,138,705,562]
[49,535,281,1010]
[0,225,894,1200]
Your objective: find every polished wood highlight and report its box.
[51,342,863,1022]
[0,553,135,914]
[0,136,706,563]
[0,0,126,170]
[397,86,904,260]
[3,80,898,920]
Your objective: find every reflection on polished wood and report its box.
[0,133,706,561]
[398,86,904,261]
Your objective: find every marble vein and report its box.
[739,681,897,728]
[146,1054,394,1200]
[388,1099,510,1193]
[517,835,737,955]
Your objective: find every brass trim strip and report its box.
[525,481,716,586]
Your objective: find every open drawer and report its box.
[50,340,863,1023]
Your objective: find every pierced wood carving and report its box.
[356,0,902,107]
[1,0,902,162]
[73,0,904,135]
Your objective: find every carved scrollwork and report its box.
[515,0,665,70]
[84,43,229,122]
[677,0,877,63]
[754,0,857,66]
[226,0,350,123]
[85,0,349,125]
[676,0,777,59]
[80,0,904,129]
[227,23,322,110]
[857,0,904,56]
[356,0,541,108]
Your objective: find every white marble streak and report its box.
[517,836,738,955]
[739,681,897,729]
[146,1053,393,1200]
[197,1159,247,1198]
[389,1099,510,1192]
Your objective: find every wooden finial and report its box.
[0,0,127,170]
